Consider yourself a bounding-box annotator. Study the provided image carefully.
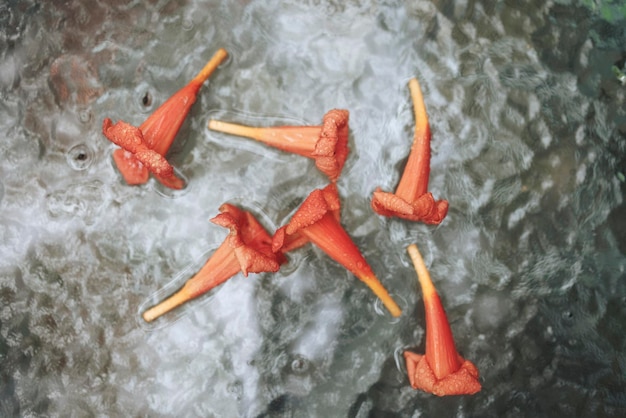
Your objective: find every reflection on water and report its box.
[1,0,625,416]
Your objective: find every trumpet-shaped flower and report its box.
[403,243,481,396]
[208,109,349,182]
[102,119,175,179]
[371,78,448,224]
[142,203,284,322]
[104,48,228,189]
[272,183,402,317]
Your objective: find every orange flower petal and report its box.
[404,243,481,396]
[105,49,228,188]
[371,78,448,224]
[271,225,310,254]
[273,184,401,317]
[208,109,350,182]
[395,78,432,201]
[285,184,339,235]
[102,118,175,178]
[152,171,186,190]
[312,109,350,182]
[371,189,449,225]
[212,203,285,275]
[142,204,282,322]
[112,149,149,185]
[138,81,201,156]
[403,351,481,396]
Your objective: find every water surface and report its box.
[1,1,625,416]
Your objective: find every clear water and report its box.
[1,0,625,416]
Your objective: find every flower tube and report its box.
[272,183,401,317]
[371,78,448,224]
[104,48,229,189]
[403,243,481,396]
[208,109,349,182]
[142,204,284,322]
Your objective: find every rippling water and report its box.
[1,0,625,416]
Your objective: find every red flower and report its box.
[142,203,284,322]
[102,119,175,179]
[403,243,481,396]
[272,183,402,317]
[104,48,229,189]
[371,78,448,224]
[208,109,349,182]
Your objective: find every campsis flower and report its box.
[371,78,448,224]
[272,183,402,317]
[403,243,481,396]
[142,203,284,322]
[104,48,229,189]
[208,109,349,182]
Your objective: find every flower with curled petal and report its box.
[403,243,481,396]
[142,203,284,322]
[371,78,448,224]
[102,119,176,182]
[272,183,401,317]
[208,109,349,182]
[104,48,228,189]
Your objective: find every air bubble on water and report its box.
[372,297,386,317]
[181,17,194,31]
[134,82,155,113]
[373,294,404,324]
[226,381,243,399]
[78,108,92,124]
[66,144,93,171]
[290,355,310,374]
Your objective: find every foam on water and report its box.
[1,0,626,416]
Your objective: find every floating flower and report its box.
[371,78,448,224]
[208,109,350,182]
[142,203,284,322]
[272,183,402,317]
[102,119,176,180]
[403,243,481,396]
[104,48,229,189]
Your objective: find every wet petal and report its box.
[274,184,401,317]
[208,109,350,182]
[112,149,149,185]
[142,204,282,322]
[371,78,448,225]
[372,189,449,224]
[313,109,350,182]
[104,49,228,188]
[404,243,481,395]
[102,118,175,179]
[403,351,481,396]
[211,204,283,276]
